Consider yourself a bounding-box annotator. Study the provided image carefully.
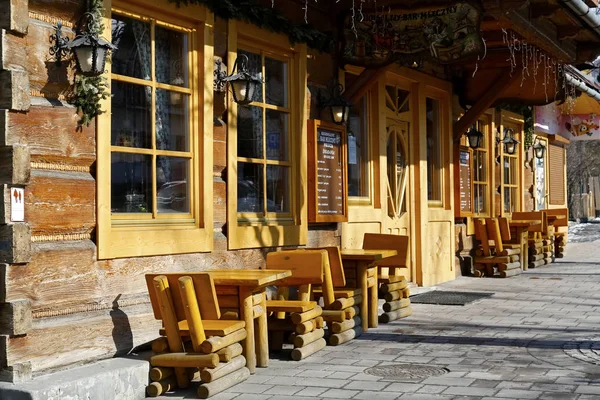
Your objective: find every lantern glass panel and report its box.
[94,46,108,74]
[505,141,516,155]
[74,45,95,73]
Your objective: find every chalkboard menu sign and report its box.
[459,147,473,214]
[308,120,348,222]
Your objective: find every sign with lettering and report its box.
[459,148,472,214]
[308,120,348,222]
[341,2,484,67]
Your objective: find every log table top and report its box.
[340,249,398,261]
[207,269,291,288]
[508,220,538,228]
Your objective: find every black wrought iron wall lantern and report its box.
[496,127,519,156]
[215,55,263,106]
[319,83,352,125]
[50,13,116,76]
[465,123,484,150]
[532,137,546,159]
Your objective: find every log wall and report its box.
[0,1,338,381]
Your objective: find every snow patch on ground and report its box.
[569,220,600,243]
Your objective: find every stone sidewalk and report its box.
[157,240,600,400]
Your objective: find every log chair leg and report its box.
[368,266,378,329]
[358,265,369,332]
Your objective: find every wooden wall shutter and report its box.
[548,143,565,205]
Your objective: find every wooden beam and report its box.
[0,0,28,35]
[0,299,31,336]
[0,70,30,111]
[453,69,520,140]
[530,4,560,19]
[0,145,30,185]
[0,223,31,264]
[344,67,387,104]
[557,25,581,41]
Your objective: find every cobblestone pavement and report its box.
[156,239,600,399]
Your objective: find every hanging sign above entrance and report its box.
[341,2,484,67]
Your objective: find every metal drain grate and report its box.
[364,364,449,381]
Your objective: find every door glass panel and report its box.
[426,98,442,201]
[386,125,408,217]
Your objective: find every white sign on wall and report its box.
[10,187,24,222]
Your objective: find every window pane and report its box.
[238,162,263,213]
[265,57,287,107]
[347,96,369,197]
[111,82,152,148]
[238,106,264,159]
[111,15,151,80]
[426,98,442,201]
[238,49,263,103]
[504,187,516,213]
[267,165,290,213]
[503,157,510,185]
[157,157,189,213]
[111,153,152,213]
[474,184,486,214]
[266,110,289,161]
[155,26,188,87]
[156,89,189,152]
[477,151,486,181]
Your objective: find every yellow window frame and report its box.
[226,20,308,250]
[499,111,524,216]
[97,0,213,259]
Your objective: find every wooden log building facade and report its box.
[0,0,599,385]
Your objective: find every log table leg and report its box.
[517,227,528,271]
[367,266,378,329]
[358,265,369,332]
[239,287,256,374]
[254,290,269,368]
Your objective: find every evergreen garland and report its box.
[68,0,111,128]
[168,0,333,52]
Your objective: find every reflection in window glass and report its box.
[157,157,189,213]
[266,109,288,161]
[238,49,263,103]
[155,26,188,87]
[238,163,264,213]
[266,165,290,213]
[347,96,369,198]
[156,89,189,152]
[238,106,264,159]
[265,57,287,107]
[111,153,152,213]
[111,81,151,148]
[111,15,150,80]
[426,98,442,202]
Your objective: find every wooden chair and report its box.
[511,211,554,266]
[473,217,522,278]
[362,233,411,323]
[545,208,568,258]
[264,250,327,360]
[145,273,249,398]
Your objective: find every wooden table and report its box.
[340,249,398,331]
[508,220,536,271]
[208,269,291,373]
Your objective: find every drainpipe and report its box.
[565,74,600,101]
[559,0,600,32]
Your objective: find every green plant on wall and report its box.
[68,0,111,128]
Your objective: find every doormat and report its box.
[410,290,493,306]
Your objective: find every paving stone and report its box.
[295,387,329,397]
[319,388,360,398]
[416,385,447,394]
[263,385,303,395]
[344,381,390,391]
[494,388,543,398]
[354,391,405,400]
[575,385,600,395]
[383,383,423,392]
[226,383,273,394]
[442,385,497,396]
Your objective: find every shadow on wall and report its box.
[110,294,134,356]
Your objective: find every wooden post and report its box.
[216,342,244,363]
[290,306,322,324]
[358,265,369,331]
[368,270,378,328]
[200,355,246,383]
[150,353,219,369]
[290,338,326,361]
[329,326,363,345]
[238,287,256,373]
[293,328,324,348]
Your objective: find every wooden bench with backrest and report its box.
[145,273,249,398]
[264,249,327,360]
[511,211,554,265]
[361,233,412,323]
[473,217,522,278]
[545,208,568,258]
